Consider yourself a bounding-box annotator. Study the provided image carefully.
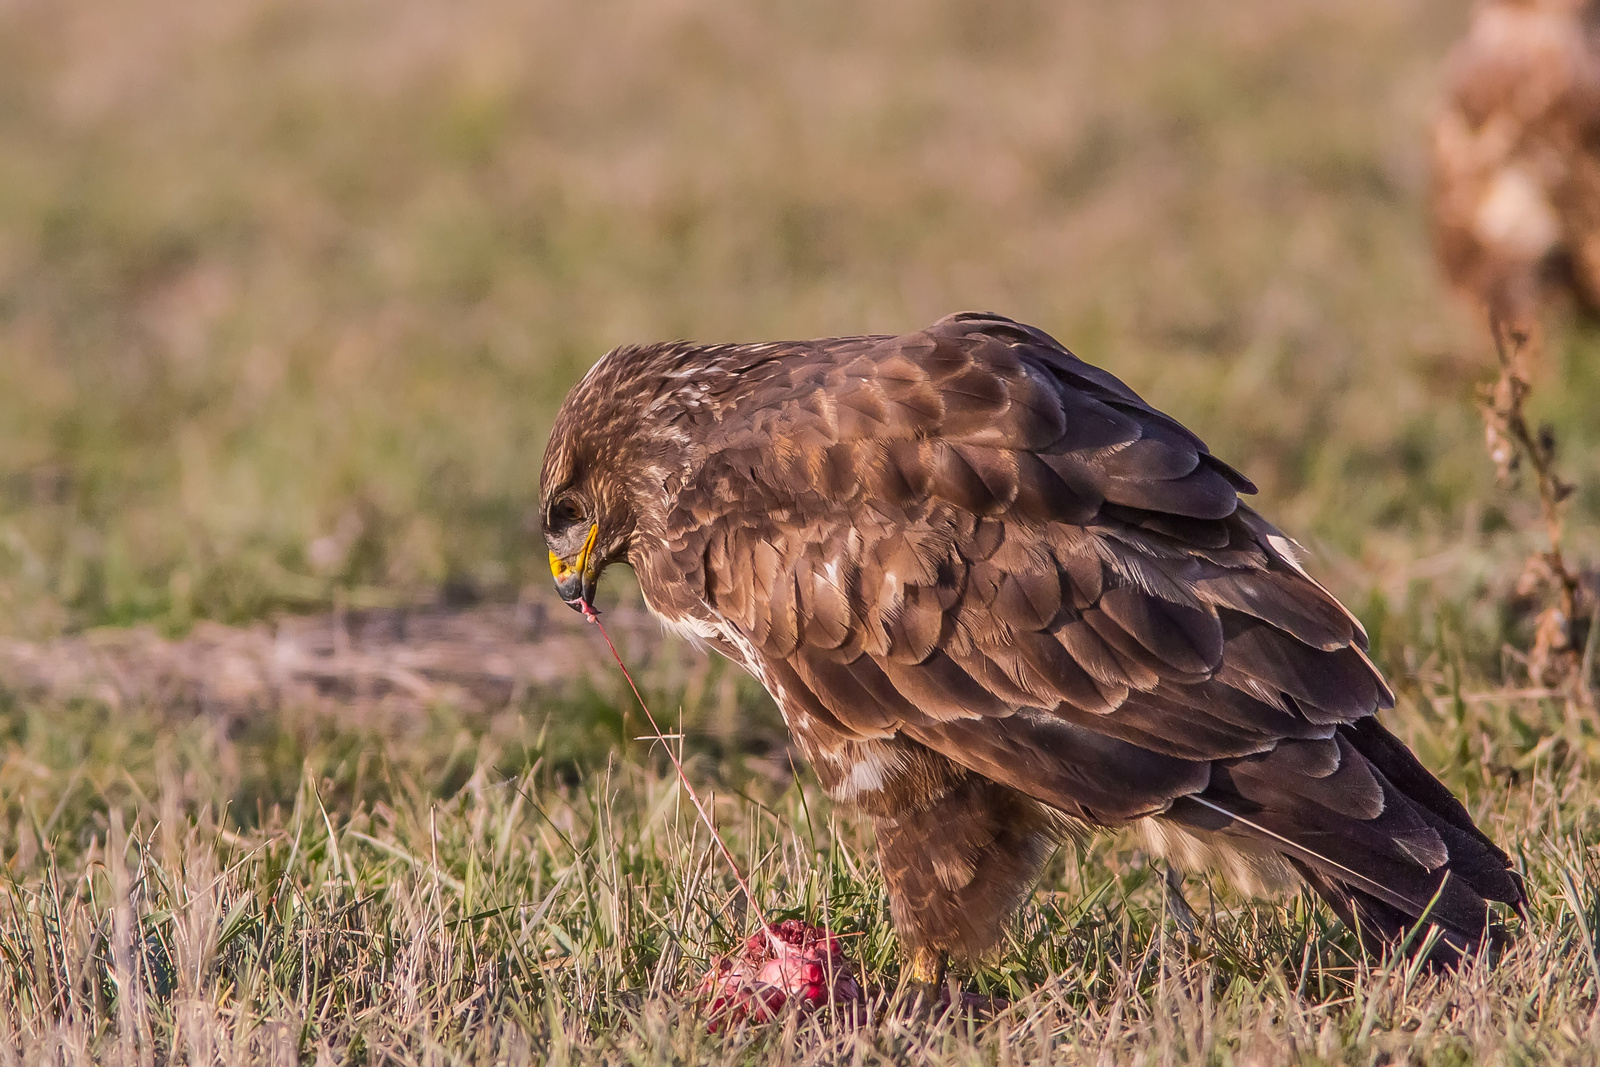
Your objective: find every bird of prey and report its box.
[540,312,1524,990]
[1433,0,1600,330]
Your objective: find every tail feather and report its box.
[1346,717,1526,912]
[1166,719,1524,965]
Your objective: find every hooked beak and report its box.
[550,523,600,615]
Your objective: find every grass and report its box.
[1,653,1598,1064]
[1,0,1600,1061]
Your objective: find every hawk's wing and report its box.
[653,312,1518,944]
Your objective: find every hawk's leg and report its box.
[872,767,1057,989]
[903,945,948,1008]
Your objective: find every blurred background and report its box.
[1,0,1596,665]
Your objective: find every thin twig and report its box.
[1486,320,1574,553]
[1480,317,1588,691]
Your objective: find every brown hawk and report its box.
[540,312,1523,988]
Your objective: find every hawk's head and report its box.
[539,344,697,614]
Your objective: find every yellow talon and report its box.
[905,946,947,989]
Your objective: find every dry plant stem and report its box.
[587,609,785,955]
[1481,317,1584,692]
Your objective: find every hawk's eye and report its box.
[547,498,584,536]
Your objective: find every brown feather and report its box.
[884,584,945,664]
[1010,628,1123,713]
[1097,587,1224,675]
